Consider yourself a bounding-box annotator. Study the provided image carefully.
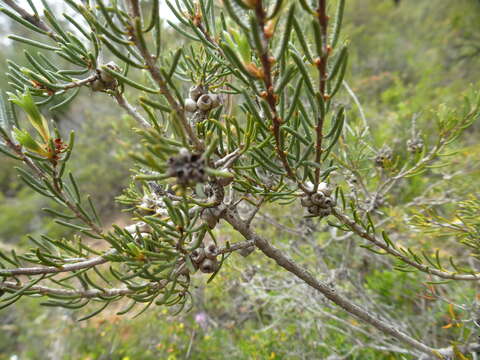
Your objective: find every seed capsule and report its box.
[201,208,218,229]
[191,247,206,264]
[125,222,151,234]
[300,196,313,207]
[197,94,213,111]
[311,192,325,205]
[319,208,332,218]
[189,84,205,101]
[308,205,320,214]
[204,242,218,259]
[185,98,198,112]
[323,197,334,207]
[210,94,221,108]
[199,258,219,273]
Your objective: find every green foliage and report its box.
[0,0,480,358]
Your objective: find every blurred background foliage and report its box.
[1,0,480,359]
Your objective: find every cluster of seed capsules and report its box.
[300,184,335,218]
[184,85,222,116]
[91,61,120,92]
[374,145,393,168]
[167,148,207,187]
[189,242,219,274]
[406,137,424,153]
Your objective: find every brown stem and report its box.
[126,0,203,151]
[253,1,308,193]
[314,0,330,190]
[217,240,255,255]
[3,0,52,35]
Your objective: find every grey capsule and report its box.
[197,94,213,111]
[201,209,218,229]
[308,205,320,214]
[323,197,333,207]
[210,94,221,108]
[189,85,205,101]
[199,258,219,273]
[191,247,206,264]
[300,196,313,207]
[311,192,325,205]
[99,61,120,84]
[125,222,151,234]
[204,242,218,259]
[175,263,191,276]
[185,98,198,112]
[319,208,332,218]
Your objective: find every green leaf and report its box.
[13,128,43,153]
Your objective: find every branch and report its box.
[252,1,308,192]
[0,249,115,276]
[313,0,329,190]
[332,208,480,281]
[61,73,99,90]
[218,240,255,255]
[2,0,52,35]
[220,206,442,358]
[126,0,203,151]
[113,92,150,128]
[0,279,166,299]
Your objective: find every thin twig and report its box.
[332,208,480,281]
[113,91,150,128]
[0,249,116,276]
[126,0,203,150]
[0,279,166,299]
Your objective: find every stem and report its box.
[126,0,203,151]
[0,249,116,276]
[3,0,53,35]
[60,73,99,90]
[313,0,329,190]
[114,91,150,128]
[221,206,442,358]
[253,1,308,193]
[217,240,255,255]
[332,208,480,281]
[0,279,165,299]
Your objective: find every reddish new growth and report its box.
[30,80,56,96]
[50,138,68,164]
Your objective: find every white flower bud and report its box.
[318,182,330,195]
